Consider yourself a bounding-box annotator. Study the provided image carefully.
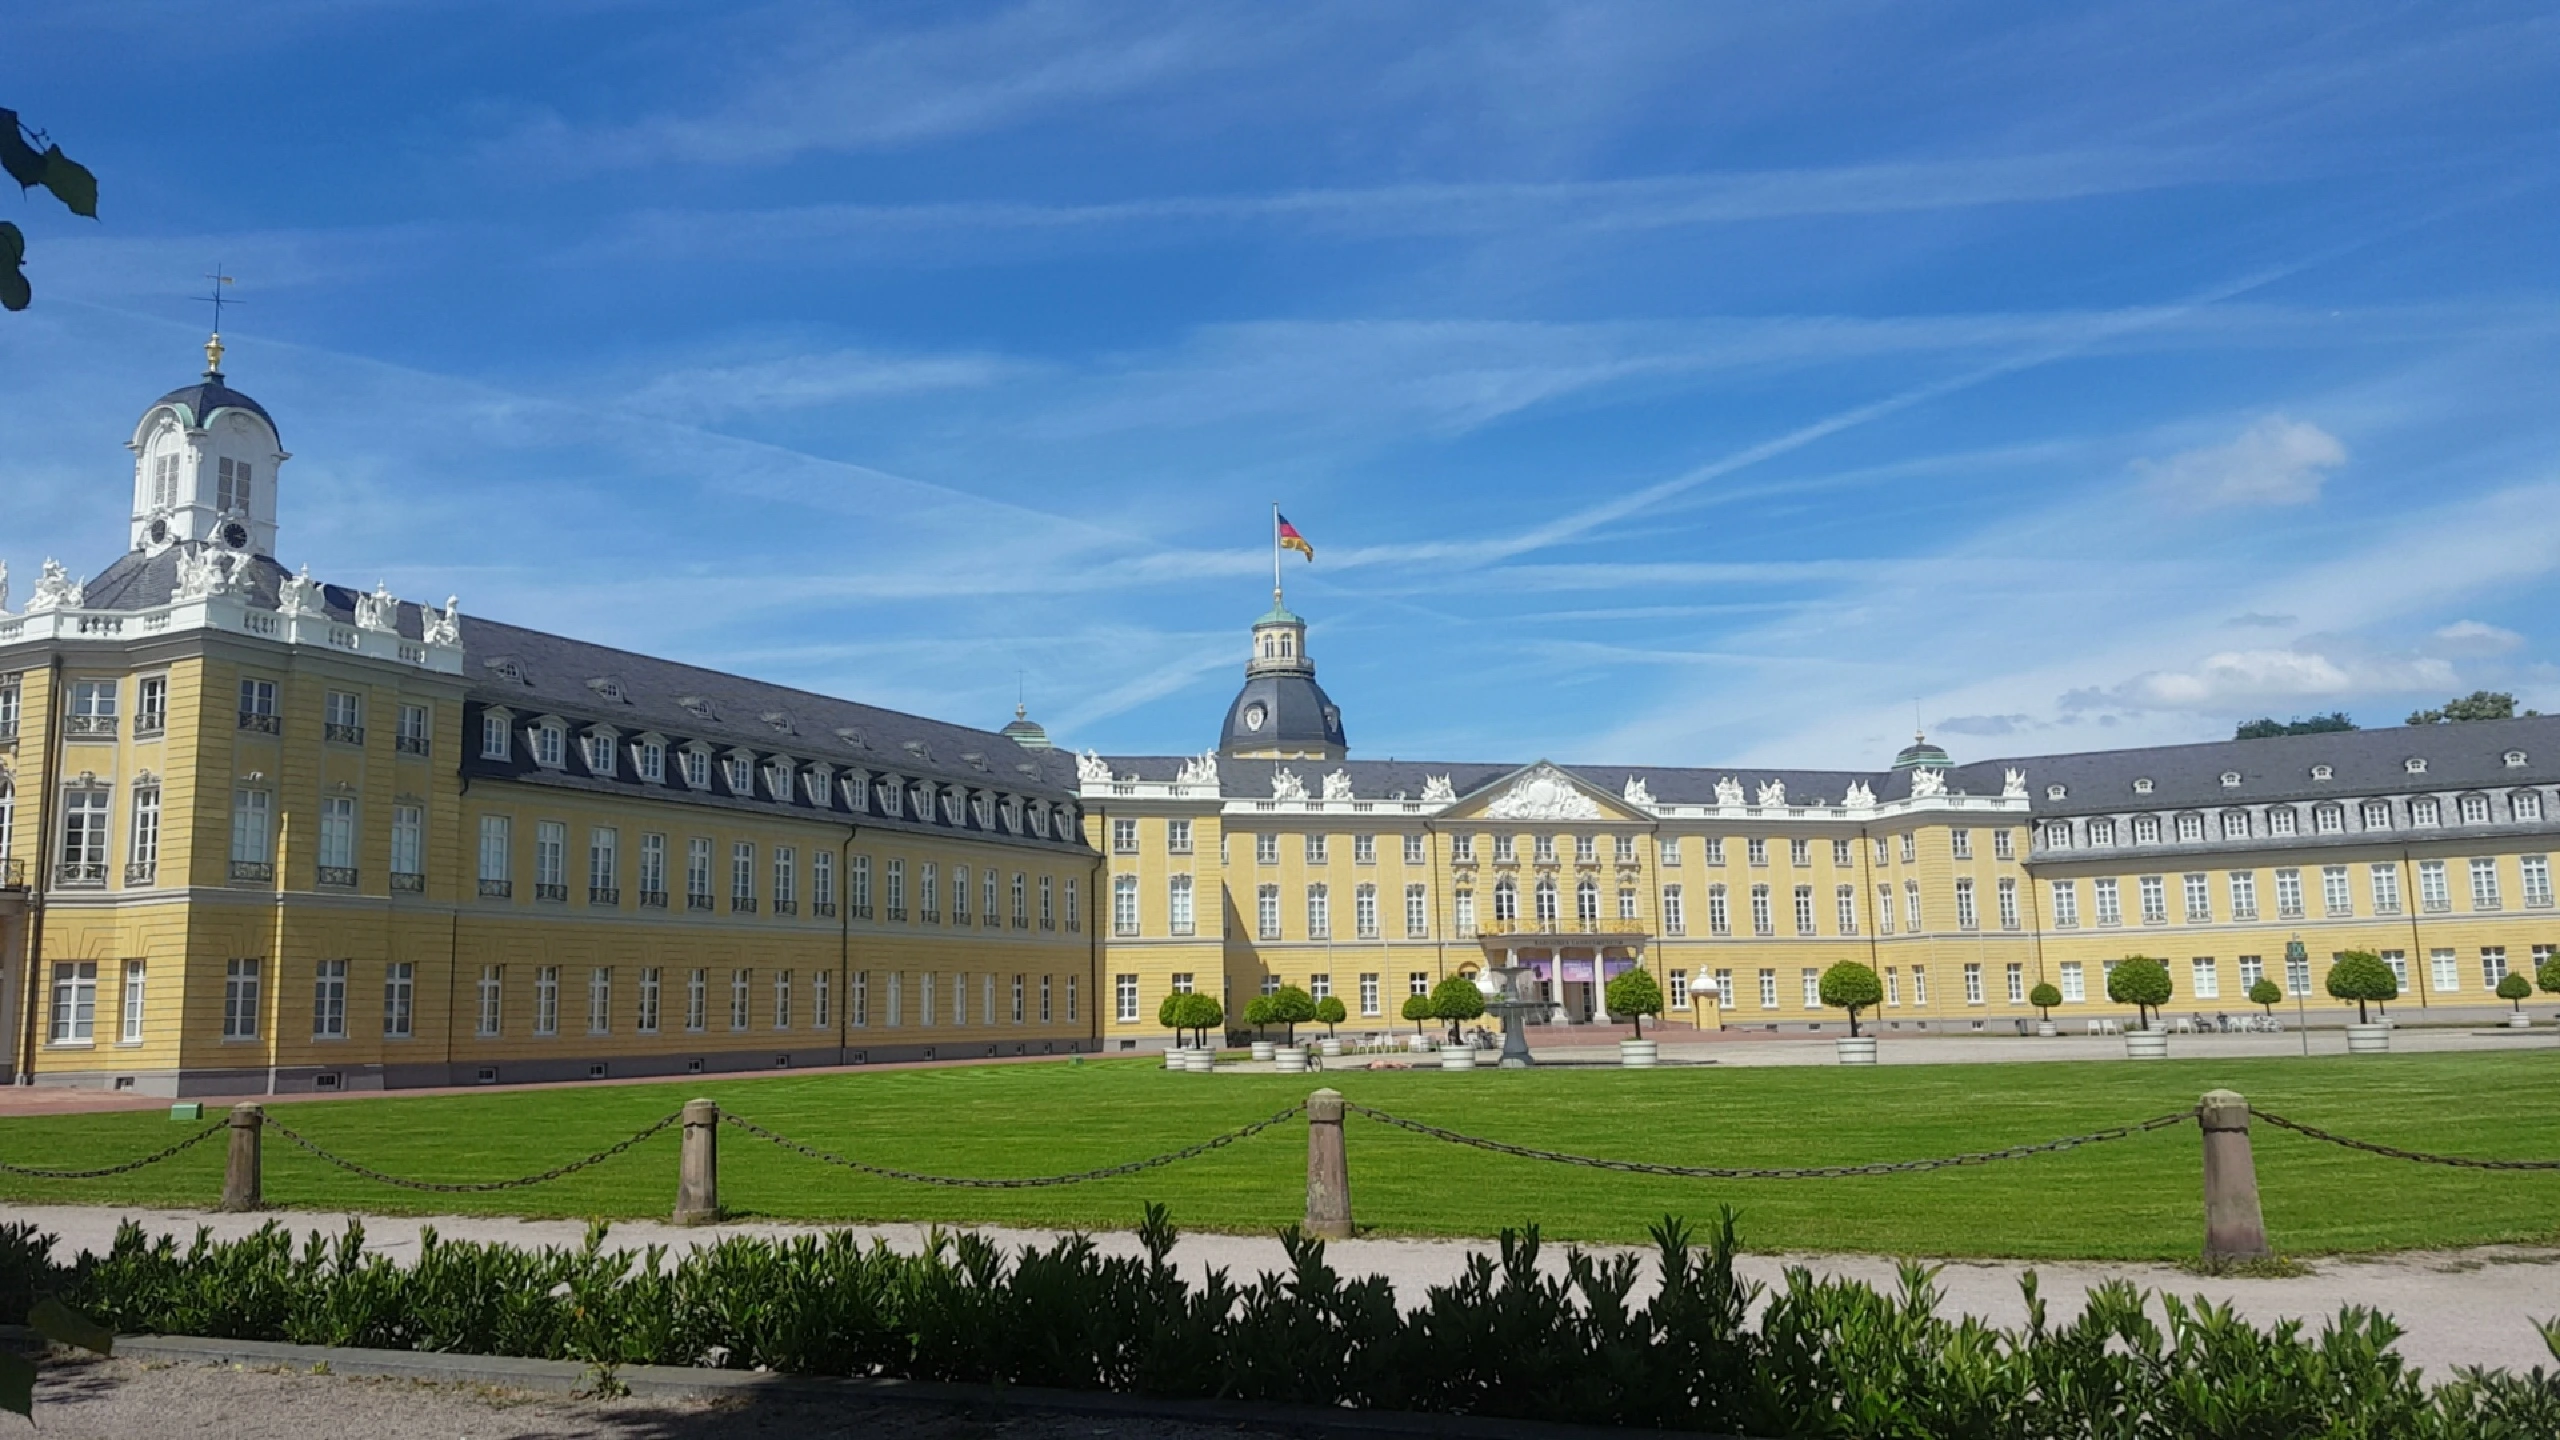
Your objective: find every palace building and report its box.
[5,346,2555,1091]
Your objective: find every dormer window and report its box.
[676,748,707,788]
[903,739,933,765]
[636,739,665,783]
[2410,796,2441,826]
[973,794,992,827]
[485,658,527,685]
[677,695,717,723]
[585,678,627,704]
[835,727,866,749]
[480,712,512,760]
[2219,771,2241,788]
[762,712,795,735]
[1028,806,1048,838]
[2176,812,2205,842]
[941,791,961,825]
[2046,784,2067,800]
[533,723,565,769]
[763,762,792,799]
[875,778,901,816]
[583,733,615,776]
[2405,757,2427,774]
[2310,764,2333,781]
[2088,818,2116,846]
[2506,750,2528,768]
[724,755,753,793]
[2132,778,2153,795]
[2266,806,2297,837]
[216,456,254,515]
[2514,791,2544,822]
[2131,816,2159,844]
[803,769,831,806]
[2459,793,2491,824]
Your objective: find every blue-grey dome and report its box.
[1220,673,1346,757]
[154,377,278,443]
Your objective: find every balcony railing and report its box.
[590,886,621,906]
[535,883,569,903]
[1471,916,1651,939]
[812,901,837,919]
[124,862,157,887]
[0,858,24,887]
[324,723,366,746]
[687,893,714,911]
[133,716,166,739]
[230,861,274,883]
[639,889,668,909]
[55,862,108,888]
[391,871,425,894]
[65,715,117,738]
[238,711,280,734]
[478,878,512,898]
[316,866,358,889]
[395,734,431,757]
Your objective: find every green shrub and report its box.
[1400,992,1433,1032]
[1604,967,1664,1039]
[2248,978,2284,1015]
[2106,956,2172,1031]
[1429,974,1485,1043]
[1816,962,1884,1037]
[2496,972,2533,1010]
[1267,986,1317,1044]
[2026,982,2062,1020]
[1156,993,1186,1035]
[2539,955,2560,998]
[1243,995,1276,1036]
[1314,995,1348,1035]
[1176,992,1224,1048]
[2326,950,2398,1024]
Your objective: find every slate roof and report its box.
[153,377,279,442]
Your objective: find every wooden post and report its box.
[2199,1089,2272,1262]
[672,1098,721,1225]
[219,1103,263,1212]
[1304,1087,1351,1240]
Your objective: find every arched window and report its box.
[1493,877,1518,922]
[1533,877,1559,925]
[1575,877,1599,924]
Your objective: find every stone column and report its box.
[672,1098,721,1225]
[1304,1088,1352,1240]
[2199,1090,2272,1262]
[219,1103,264,1211]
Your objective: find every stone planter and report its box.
[2509,1012,2535,1030]
[1183,1049,1216,1073]
[1439,1045,1478,1071]
[1250,1041,1276,1063]
[2345,1022,2391,1054]
[2037,1021,2057,1038]
[1835,1035,1877,1066]
[1318,1037,1344,1057]
[1162,1047,1188,1070]
[2123,1029,2169,1060]
[1274,1045,1309,1074]
[1619,1038,1659,1068]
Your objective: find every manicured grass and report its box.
[2,1052,2556,1259]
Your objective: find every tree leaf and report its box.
[0,221,29,313]
[0,110,46,190]
[41,147,98,218]
[29,1296,114,1356]
[0,1349,31,1419]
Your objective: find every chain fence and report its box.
[719,1102,1306,1188]
[259,1111,685,1194]
[2250,1109,2560,1171]
[1342,1102,2197,1179]
[0,1122,226,1180]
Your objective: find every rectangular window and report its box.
[466,813,503,890]
[1828,884,1853,936]
[2525,855,2553,908]
[480,712,510,759]
[1796,968,1818,1008]
[1994,829,2015,861]
[2060,961,2084,1004]
[1793,884,1816,936]
[1951,829,1972,860]
[1114,874,1141,936]
[2482,948,2509,988]
[68,678,118,731]
[217,454,253,513]
[1356,883,1379,938]
[1494,834,1516,862]
[2228,870,2258,920]
[2418,860,2450,912]
[2430,949,2459,993]
[687,838,715,907]
[1758,970,1777,1010]
[2050,880,2078,928]
[126,784,162,882]
[231,788,273,868]
[2239,955,2264,991]
[1258,884,1281,939]
[1746,837,1767,867]
[813,969,831,1031]
[312,959,348,1038]
[1161,818,1192,854]
[48,962,97,1043]
[1789,838,1810,867]
[2469,857,2503,911]
[2286,950,2313,997]
[2191,958,2220,998]
[1706,837,1725,865]
[2322,865,2351,916]
[1452,834,1476,863]
[689,970,710,1032]
[1454,890,1477,937]
[1963,963,1984,1005]
[1663,884,1686,935]
[476,966,503,1036]
[731,969,752,1030]
[774,847,798,914]
[638,833,667,902]
[1404,833,1426,864]
[223,958,261,1039]
[1306,833,1328,864]
[534,967,560,1035]
[1012,973,1026,1024]
[529,821,566,900]
[773,970,792,1029]
[1256,833,1279,864]
[2005,962,2024,1004]
[1111,818,1138,853]
[1954,878,1977,931]
[1354,834,1376,864]
[1405,883,1429,938]
[1115,974,1139,1022]
[683,750,710,789]
[2138,875,2166,924]
[885,972,902,1027]
[2412,797,2442,827]
[1360,972,1380,1016]
[1903,880,1923,932]
[373,960,411,1039]
[1306,883,1331,939]
[1169,873,1196,935]
[1876,883,1896,935]
[1041,975,1054,1023]
[584,827,618,905]
[133,675,167,736]
[733,842,758,911]
[1911,966,1929,1006]
[1750,884,1773,937]
[1041,875,1056,929]
[1996,877,2018,931]
[324,690,364,744]
[1885,968,1900,1006]
[589,967,613,1034]
[2275,868,2305,919]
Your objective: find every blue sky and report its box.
[7,1,2560,769]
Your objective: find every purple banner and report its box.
[1602,957,1637,978]
[1560,958,1596,983]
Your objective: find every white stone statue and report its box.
[27,559,82,612]
[1421,774,1457,804]
[1174,750,1219,787]
[1622,776,1654,807]
[1714,774,1744,807]
[356,581,400,632]
[1271,767,1308,802]
[1843,780,1876,809]
[279,565,324,616]
[2001,767,2028,800]
[172,548,235,602]
[1910,767,1947,799]
[1322,769,1354,802]
[1075,749,1112,785]
[423,595,462,647]
[1485,763,1603,821]
[1755,778,1787,807]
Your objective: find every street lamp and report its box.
[2286,937,2309,1057]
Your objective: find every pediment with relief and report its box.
[1445,761,1645,823]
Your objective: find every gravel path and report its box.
[16,1204,2558,1378]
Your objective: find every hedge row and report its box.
[6,1211,2557,1438]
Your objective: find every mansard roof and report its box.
[458,615,1082,798]
[151,378,279,442]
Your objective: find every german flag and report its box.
[1277,513,1315,562]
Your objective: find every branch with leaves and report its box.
[2,108,100,312]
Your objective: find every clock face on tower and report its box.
[1243,702,1267,732]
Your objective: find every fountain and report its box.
[1478,964,1541,1069]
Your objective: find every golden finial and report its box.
[204,332,225,376]
[198,266,239,377]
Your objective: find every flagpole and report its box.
[1272,501,1282,605]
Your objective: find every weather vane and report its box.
[198,265,242,375]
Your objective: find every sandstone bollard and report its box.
[218,1103,264,1212]
[1304,1088,1352,1241]
[672,1098,721,1225]
[2199,1089,2272,1262]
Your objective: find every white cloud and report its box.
[2059,646,2457,715]
[2432,619,2524,654]
[2136,414,2346,508]
[629,348,1031,419]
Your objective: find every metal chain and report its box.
[260,1111,684,1193]
[1342,1103,2195,1179]
[0,1122,225,1180]
[2251,1109,2560,1170]
[719,1102,1305,1188]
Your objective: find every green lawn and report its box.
[3,1052,2555,1259]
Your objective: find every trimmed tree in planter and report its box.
[2107,956,2173,1032]
[1400,991,1434,1036]
[1243,994,1276,1043]
[1314,994,1347,1039]
[1156,993,1188,1045]
[2028,982,2062,1026]
[1818,960,1884,1038]
[1181,992,1225,1049]
[2325,950,2398,1024]
[2496,971,2533,1014]
[2249,977,2283,1021]
[1429,973,1486,1045]
[2540,954,2560,1006]
[1267,985,1317,1045]
[1606,966,1664,1039]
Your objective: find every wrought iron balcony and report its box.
[133,716,166,739]
[395,734,431,757]
[590,886,621,906]
[238,711,281,734]
[65,715,117,738]
[732,896,758,914]
[391,871,425,894]
[776,899,799,916]
[639,890,668,908]
[317,866,358,889]
[324,723,366,746]
[230,861,274,883]
[535,883,569,903]
[55,862,108,888]
[812,901,837,918]
[124,862,157,887]
[687,893,713,911]
[478,878,513,898]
